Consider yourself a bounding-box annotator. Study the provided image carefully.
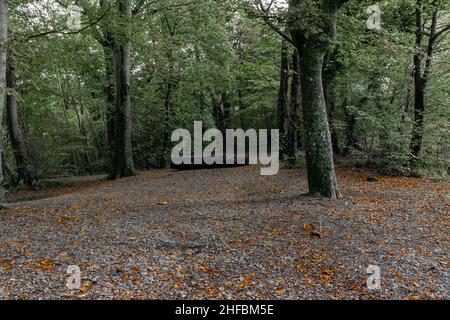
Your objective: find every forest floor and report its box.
[0,165,448,300]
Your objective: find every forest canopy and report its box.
[0,0,449,196]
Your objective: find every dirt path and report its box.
[5,175,108,204]
[0,166,448,299]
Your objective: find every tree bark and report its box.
[103,39,115,165]
[74,102,94,174]
[159,81,174,168]
[288,0,345,199]
[221,92,232,131]
[410,1,437,160]
[0,0,8,185]
[212,93,223,132]
[277,41,289,153]
[299,42,340,198]
[111,0,136,179]
[410,0,425,159]
[344,95,367,155]
[323,49,341,155]
[6,56,33,185]
[212,91,231,134]
[100,0,116,170]
[286,49,300,167]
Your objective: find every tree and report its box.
[249,1,301,165]
[98,0,117,170]
[286,48,300,166]
[0,0,8,185]
[110,0,137,179]
[323,46,342,155]
[159,12,180,168]
[277,41,289,152]
[288,0,347,199]
[6,54,33,185]
[410,0,450,160]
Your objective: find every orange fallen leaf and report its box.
[379,240,388,246]
[239,274,255,288]
[322,268,333,275]
[349,284,362,291]
[80,283,91,294]
[130,267,140,273]
[203,288,219,296]
[36,259,55,271]
[295,265,304,272]
[347,234,353,245]
[304,223,317,237]
[198,266,218,273]
[40,259,54,267]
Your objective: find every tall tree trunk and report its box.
[410,0,425,159]
[159,81,174,168]
[6,56,33,185]
[0,0,8,185]
[221,92,232,131]
[104,43,115,165]
[288,0,346,199]
[410,1,437,160]
[323,49,341,155]
[277,41,289,153]
[299,41,340,198]
[74,103,94,174]
[100,0,116,171]
[286,49,300,167]
[323,73,338,155]
[111,0,136,179]
[212,91,231,134]
[159,44,178,168]
[212,93,223,132]
[344,95,367,155]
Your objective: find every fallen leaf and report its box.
[322,269,333,275]
[349,284,362,291]
[80,283,91,294]
[304,223,315,234]
[379,240,388,246]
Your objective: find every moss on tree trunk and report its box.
[300,40,340,199]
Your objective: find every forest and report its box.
[0,0,448,301]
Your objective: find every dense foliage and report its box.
[1,0,449,185]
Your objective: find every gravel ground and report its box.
[0,166,448,300]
